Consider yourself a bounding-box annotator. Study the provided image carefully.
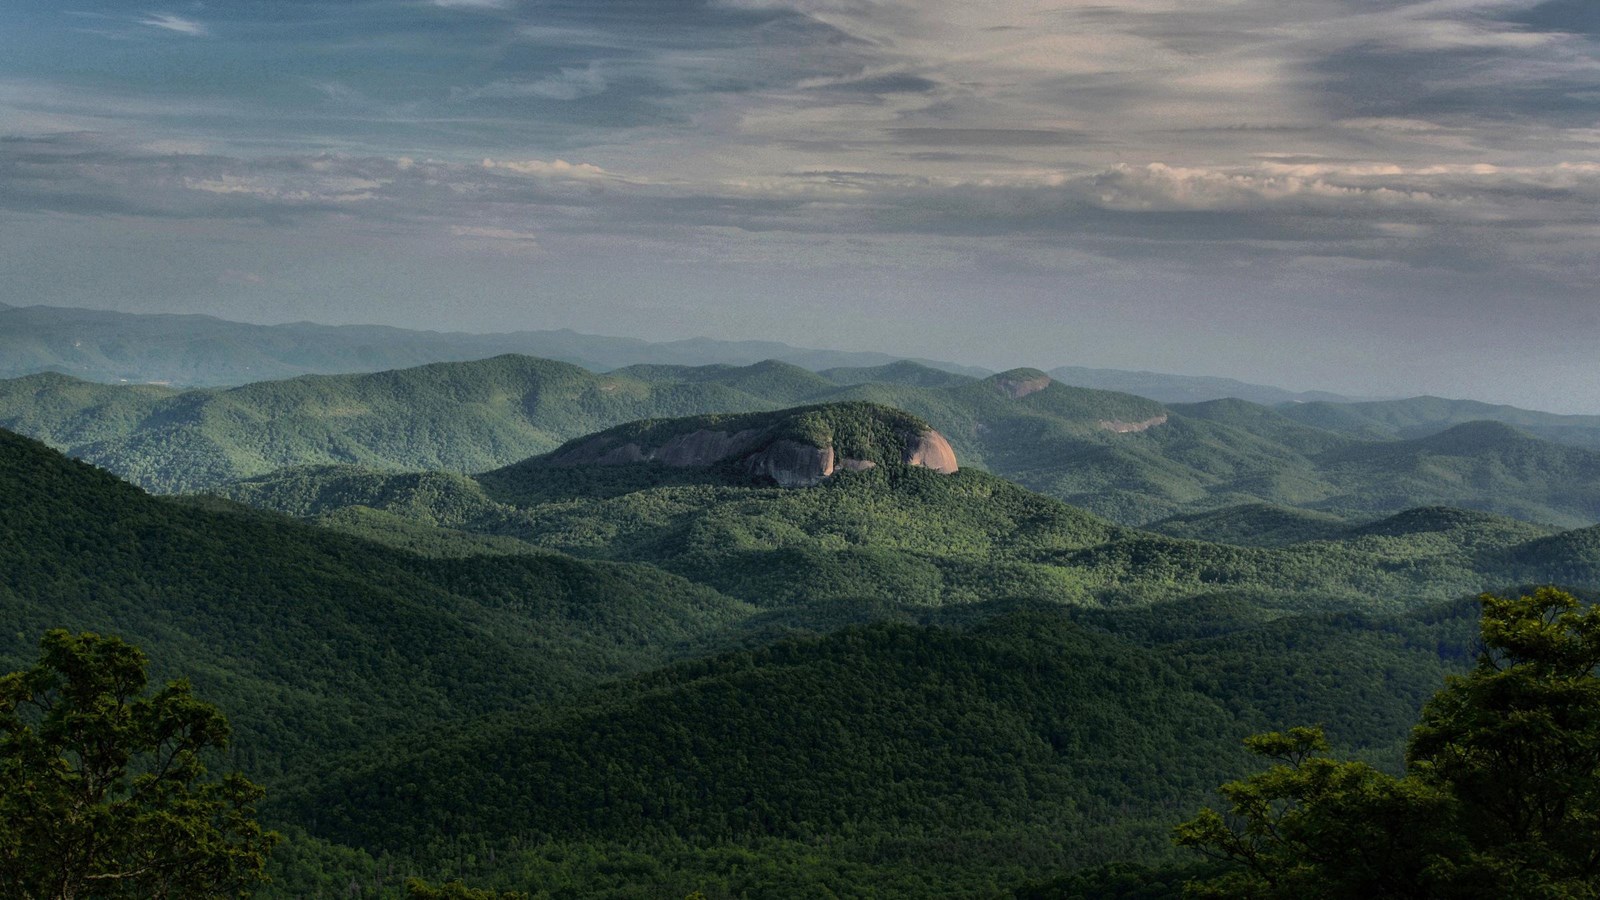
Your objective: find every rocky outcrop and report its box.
[546,428,764,467]
[904,430,959,474]
[995,372,1052,399]
[542,410,958,487]
[743,440,836,487]
[1098,414,1168,434]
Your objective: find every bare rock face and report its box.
[544,412,958,487]
[652,429,764,466]
[995,373,1051,399]
[904,430,959,474]
[547,428,763,468]
[744,440,836,487]
[1098,414,1168,434]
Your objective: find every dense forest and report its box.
[6,356,1600,526]
[4,397,1598,896]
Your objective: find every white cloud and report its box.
[449,224,540,243]
[431,0,513,9]
[457,66,608,102]
[137,13,207,37]
[481,158,611,179]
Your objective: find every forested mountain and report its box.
[214,405,1577,619]
[0,303,980,386]
[0,427,753,778]
[274,601,1483,896]
[8,356,1600,528]
[1277,394,1600,450]
[0,358,788,492]
[5,419,1598,896]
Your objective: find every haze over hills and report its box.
[1047,365,1368,406]
[0,302,1373,404]
[1279,395,1600,449]
[0,303,984,387]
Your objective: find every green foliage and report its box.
[8,414,1600,896]
[0,427,751,778]
[0,630,277,898]
[8,356,1600,527]
[271,601,1479,894]
[1173,727,1453,899]
[1406,587,1600,894]
[220,454,1587,618]
[406,877,529,899]
[1176,588,1600,899]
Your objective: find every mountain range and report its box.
[0,303,980,386]
[6,413,1594,896]
[4,355,1600,527]
[6,313,1600,895]
[2,302,1376,406]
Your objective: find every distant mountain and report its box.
[819,360,980,389]
[1049,365,1366,405]
[536,402,958,487]
[1278,395,1600,450]
[0,357,788,492]
[215,404,1570,613]
[0,303,985,386]
[7,357,1600,526]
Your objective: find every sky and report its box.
[1,1,1597,410]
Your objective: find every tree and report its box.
[1176,588,1600,899]
[404,877,529,899]
[0,630,277,898]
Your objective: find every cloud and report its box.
[887,128,1100,147]
[449,224,540,243]
[457,66,609,102]
[480,157,612,179]
[8,132,1594,301]
[137,13,207,37]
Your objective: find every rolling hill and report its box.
[213,404,1584,619]
[0,426,754,777]
[1278,395,1600,450]
[7,419,1599,896]
[0,303,983,386]
[6,357,1600,527]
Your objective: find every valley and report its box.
[4,356,1598,895]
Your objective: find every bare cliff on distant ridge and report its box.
[541,403,958,487]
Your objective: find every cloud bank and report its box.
[0,0,1596,408]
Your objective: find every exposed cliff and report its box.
[541,403,958,487]
[990,368,1053,399]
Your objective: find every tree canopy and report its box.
[0,630,277,899]
[1176,587,1600,899]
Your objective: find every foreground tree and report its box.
[1177,588,1600,899]
[0,630,277,899]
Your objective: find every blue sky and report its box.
[1,0,1597,409]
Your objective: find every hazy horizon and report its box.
[2,1,1596,412]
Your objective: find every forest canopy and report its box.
[1176,588,1600,899]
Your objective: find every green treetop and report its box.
[1176,587,1600,899]
[0,630,277,899]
